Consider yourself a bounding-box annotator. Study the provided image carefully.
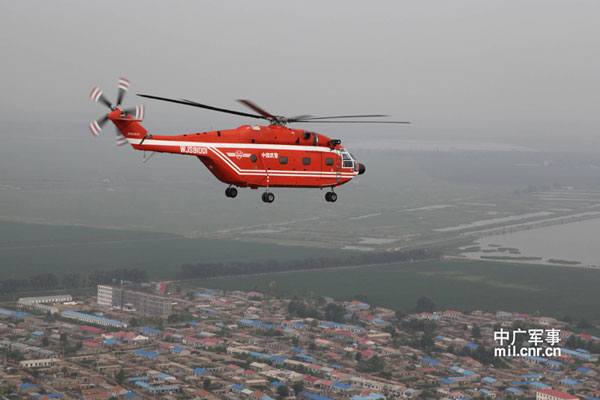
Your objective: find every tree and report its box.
[416,296,435,313]
[276,385,290,399]
[115,368,126,384]
[292,381,304,394]
[325,303,345,323]
[472,324,481,339]
[203,378,211,391]
[395,309,406,320]
[41,337,49,347]
[355,352,362,362]
[268,281,278,297]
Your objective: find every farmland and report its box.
[0,220,350,281]
[188,259,600,321]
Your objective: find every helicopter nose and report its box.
[358,163,366,175]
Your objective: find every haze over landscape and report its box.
[0,3,599,398]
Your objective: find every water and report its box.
[436,211,554,232]
[463,217,600,266]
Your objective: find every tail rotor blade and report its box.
[135,104,145,120]
[116,77,130,106]
[115,127,129,147]
[89,114,109,136]
[90,87,113,109]
[121,105,145,120]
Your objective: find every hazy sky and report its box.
[1,0,600,151]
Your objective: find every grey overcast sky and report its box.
[1,0,600,151]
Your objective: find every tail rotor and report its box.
[88,77,145,143]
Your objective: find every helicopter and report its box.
[89,78,409,203]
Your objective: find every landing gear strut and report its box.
[325,191,337,202]
[225,187,238,198]
[262,192,275,203]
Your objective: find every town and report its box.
[0,282,598,400]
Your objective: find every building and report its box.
[17,295,71,314]
[62,310,127,328]
[97,285,172,316]
[19,358,60,368]
[536,389,578,400]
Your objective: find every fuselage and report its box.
[112,112,362,189]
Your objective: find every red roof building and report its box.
[536,389,578,400]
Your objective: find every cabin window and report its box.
[250,154,257,162]
[325,157,334,166]
[302,157,311,165]
[279,156,288,165]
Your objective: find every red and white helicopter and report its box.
[89,78,408,203]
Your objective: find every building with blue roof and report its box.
[0,309,29,318]
[272,381,284,387]
[62,310,126,328]
[560,348,598,361]
[559,378,582,387]
[135,349,159,359]
[19,382,38,391]
[439,378,453,385]
[528,382,551,389]
[302,392,334,400]
[104,338,117,345]
[547,360,563,367]
[482,377,497,384]
[576,348,590,353]
[465,343,478,350]
[140,327,161,334]
[421,357,439,365]
[128,377,148,382]
[506,387,523,394]
[193,367,206,375]
[577,367,591,373]
[351,394,386,400]
[124,392,140,398]
[231,384,246,391]
[332,382,351,390]
[35,394,63,399]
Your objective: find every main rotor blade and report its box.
[292,114,389,121]
[237,99,276,119]
[137,94,266,120]
[291,120,411,124]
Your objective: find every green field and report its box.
[189,259,600,321]
[0,221,350,280]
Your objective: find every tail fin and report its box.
[109,109,148,147]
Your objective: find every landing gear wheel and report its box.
[225,187,238,198]
[325,192,332,202]
[325,192,337,202]
[262,192,274,203]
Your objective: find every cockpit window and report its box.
[341,150,353,168]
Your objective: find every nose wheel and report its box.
[325,191,337,202]
[262,192,275,203]
[225,187,238,198]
